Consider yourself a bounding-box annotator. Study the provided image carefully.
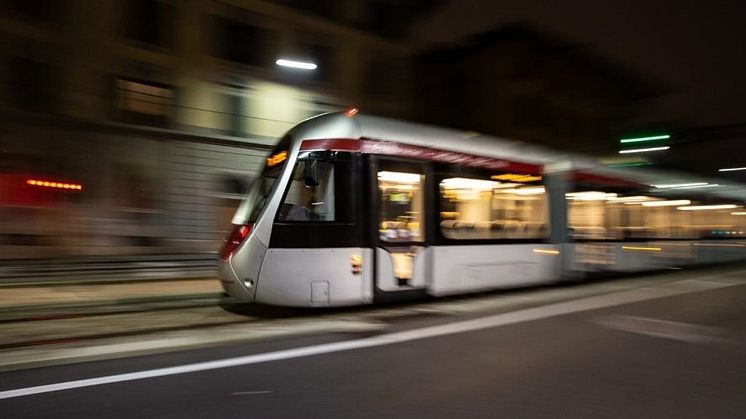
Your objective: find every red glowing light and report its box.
[26,179,83,191]
[345,108,359,117]
[220,224,253,260]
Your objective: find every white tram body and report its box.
[218,111,746,307]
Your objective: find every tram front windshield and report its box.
[234,134,292,224]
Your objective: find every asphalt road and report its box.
[2,268,746,418]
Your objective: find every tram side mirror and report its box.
[304,159,319,187]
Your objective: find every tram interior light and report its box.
[505,186,545,195]
[440,177,498,190]
[641,200,691,207]
[610,196,652,203]
[378,171,421,184]
[565,191,617,201]
[677,204,738,211]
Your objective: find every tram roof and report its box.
[298,112,746,202]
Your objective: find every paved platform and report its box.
[0,277,222,310]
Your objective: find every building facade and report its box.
[0,0,431,259]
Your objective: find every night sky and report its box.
[411,0,746,130]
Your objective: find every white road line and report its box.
[592,315,729,343]
[0,276,736,400]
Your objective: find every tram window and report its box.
[277,155,352,223]
[438,177,548,240]
[612,197,746,240]
[378,171,424,243]
[565,191,735,240]
[567,191,656,240]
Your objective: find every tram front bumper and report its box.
[218,257,256,302]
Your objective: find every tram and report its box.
[218,110,746,307]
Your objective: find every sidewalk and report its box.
[0,275,247,372]
[0,277,223,312]
[0,254,218,285]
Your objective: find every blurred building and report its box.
[414,24,664,152]
[0,0,436,259]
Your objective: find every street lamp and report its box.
[618,146,670,154]
[275,59,317,70]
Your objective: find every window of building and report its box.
[277,152,353,223]
[122,0,174,48]
[210,15,274,67]
[114,78,173,124]
[9,57,56,113]
[438,174,548,240]
[2,0,61,24]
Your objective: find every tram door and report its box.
[375,162,429,292]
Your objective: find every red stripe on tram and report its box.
[300,138,541,174]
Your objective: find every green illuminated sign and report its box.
[619,134,670,144]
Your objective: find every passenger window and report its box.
[438,175,548,240]
[277,154,352,222]
[566,191,622,240]
[378,170,424,243]
[567,190,746,241]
